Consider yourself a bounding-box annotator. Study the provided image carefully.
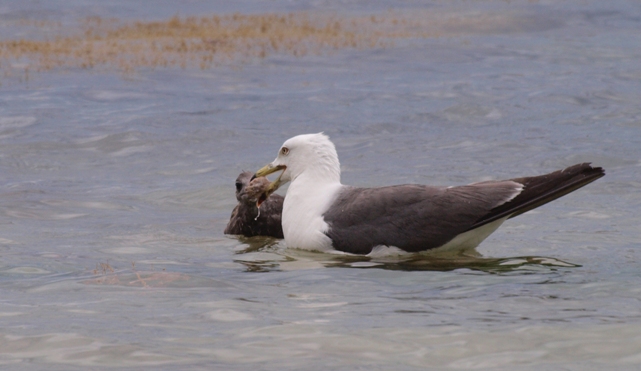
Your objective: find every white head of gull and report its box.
[256,133,343,251]
[254,133,605,255]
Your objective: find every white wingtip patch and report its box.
[506,181,524,202]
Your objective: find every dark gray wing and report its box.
[466,163,605,230]
[323,182,521,254]
[323,163,605,254]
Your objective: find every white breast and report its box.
[281,179,343,252]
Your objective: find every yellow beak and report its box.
[253,164,287,199]
[254,164,286,178]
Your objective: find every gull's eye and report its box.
[280,147,290,156]
[235,181,243,192]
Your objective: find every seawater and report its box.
[1,0,641,370]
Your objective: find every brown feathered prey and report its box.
[224,171,284,238]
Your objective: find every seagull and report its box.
[224,171,284,238]
[254,133,604,255]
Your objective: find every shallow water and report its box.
[1,0,641,370]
